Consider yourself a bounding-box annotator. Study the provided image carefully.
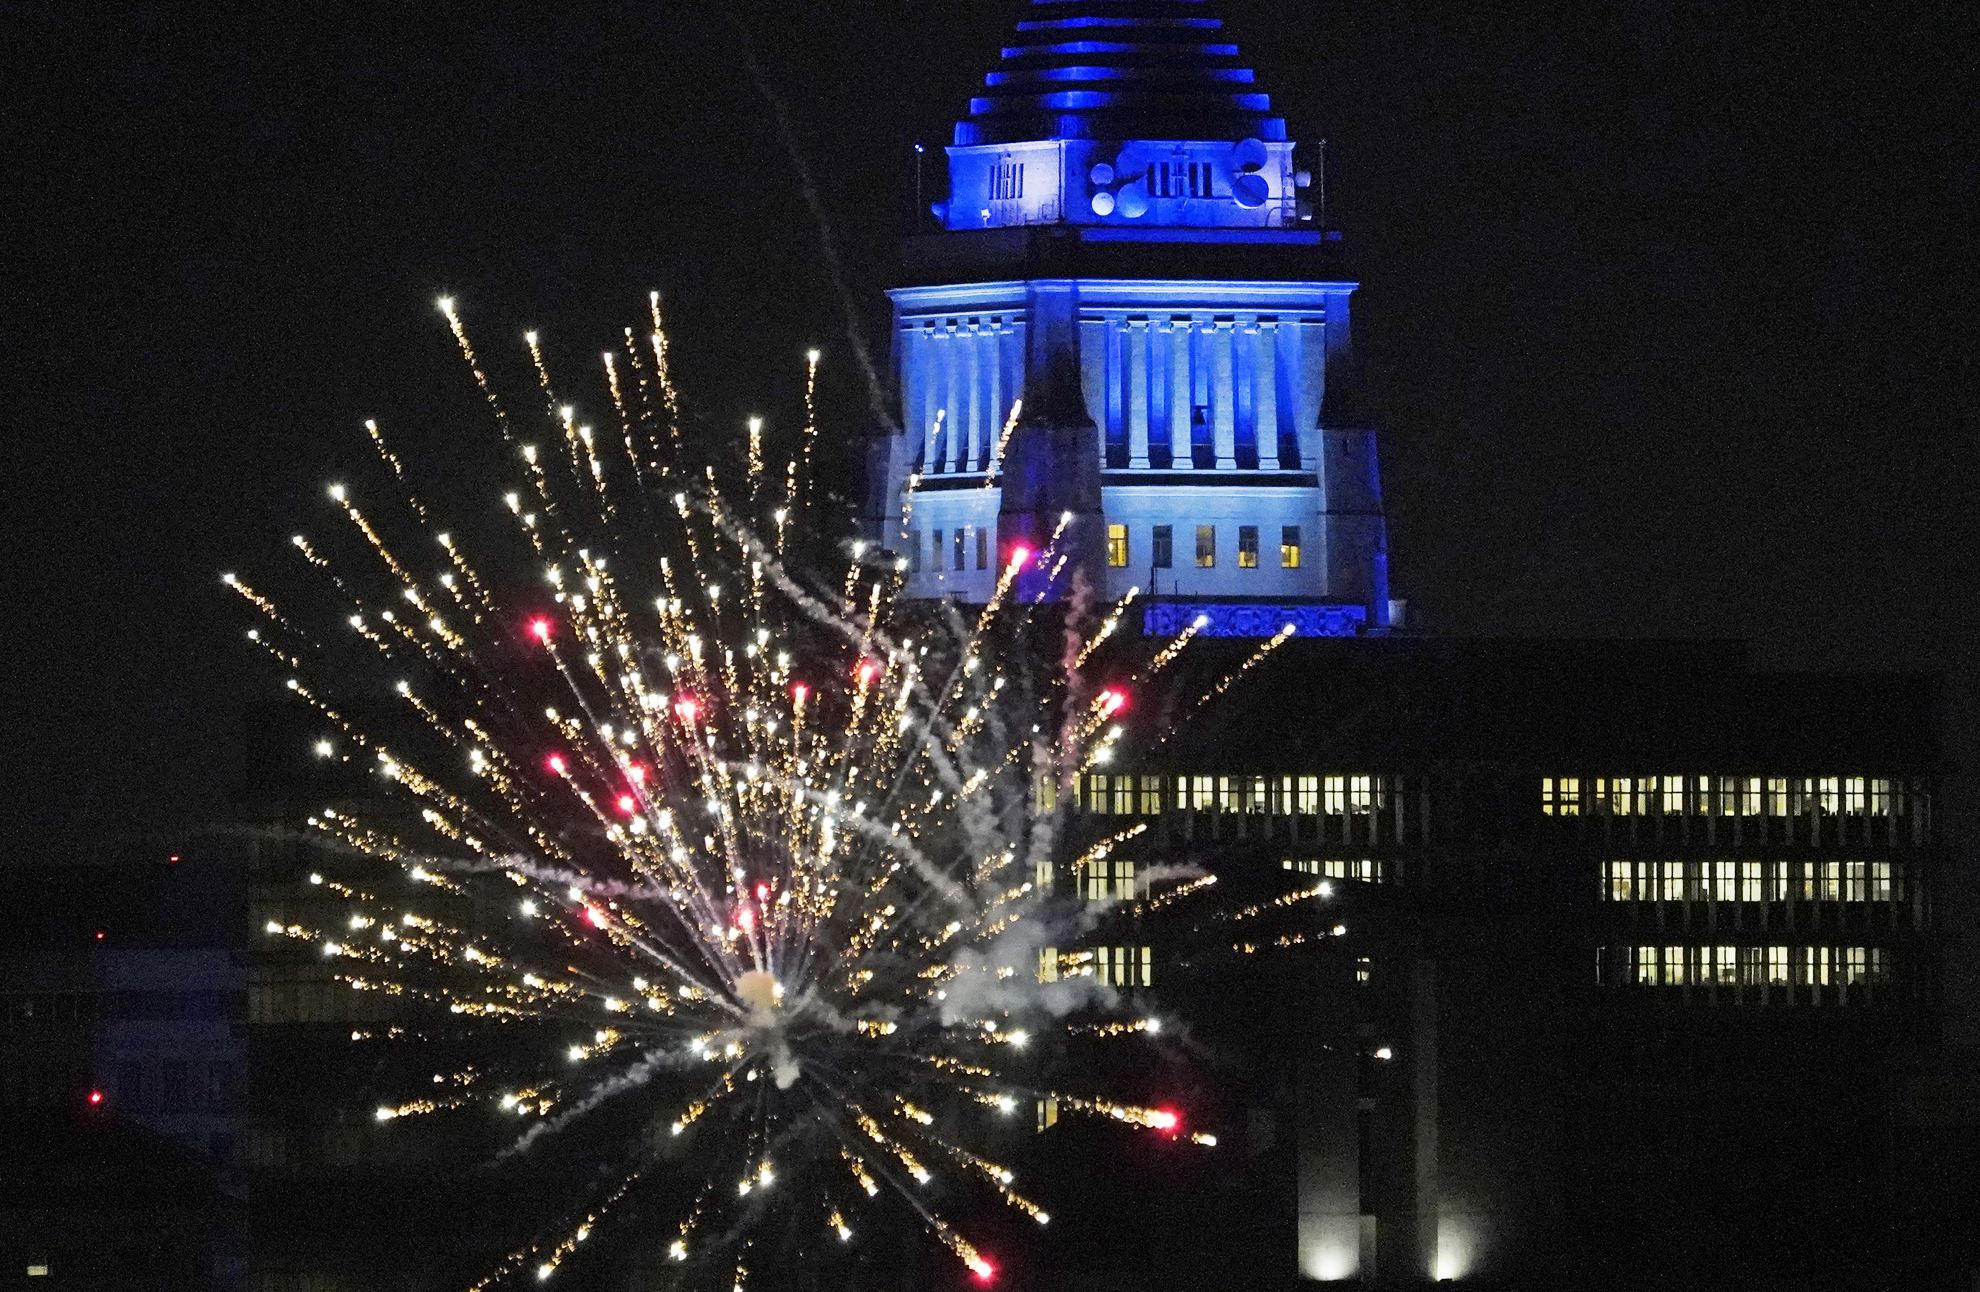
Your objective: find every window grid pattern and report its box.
[1602,860,1899,903]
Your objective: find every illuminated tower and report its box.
[874,0,1391,634]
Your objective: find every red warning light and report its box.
[168,854,181,865]
[89,1090,103,1105]
[95,931,105,940]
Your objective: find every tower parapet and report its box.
[877,0,1391,633]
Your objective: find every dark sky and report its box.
[7,0,1976,863]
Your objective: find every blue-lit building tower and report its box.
[875,0,1391,636]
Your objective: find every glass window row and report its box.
[1618,944,1888,987]
[1107,523,1302,570]
[1545,776,1917,818]
[1283,858,1387,883]
[1037,945,1154,987]
[1078,773,1391,816]
[1602,859,1902,903]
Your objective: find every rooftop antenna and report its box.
[1316,138,1328,231]
[914,143,926,229]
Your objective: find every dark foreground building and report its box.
[865,2,1975,1288]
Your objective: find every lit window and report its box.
[1714,945,1738,984]
[953,528,966,570]
[1664,946,1687,985]
[1152,525,1173,569]
[1113,775,1134,815]
[1348,775,1379,813]
[1844,861,1866,902]
[1323,859,1347,879]
[1195,525,1216,567]
[1740,861,1762,901]
[1636,946,1658,984]
[1356,956,1371,985]
[1871,861,1893,902]
[1660,776,1686,814]
[1091,945,1154,987]
[1036,1096,1058,1131]
[976,527,988,570]
[1281,526,1301,568]
[1244,776,1268,813]
[1324,775,1345,815]
[907,531,922,573]
[1713,861,1737,902]
[1660,861,1684,903]
[1085,860,1136,902]
[1035,859,1054,891]
[1139,775,1163,815]
[1844,777,1866,814]
[1870,778,1896,816]
[1819,777,1841,813]
[1844,946,1869,984]
[1742,777,1763,815]
[1295,775,1319,814]
[1766,778,1788,816]
[1738,946,1765,985]
[1107,523,1129,568]
[1037,947,1058,982]
[1820,861,1842,901]
[1188,775,1213,809]
[1768,946,1788,983]
[1033,773,1058,813]
[1086,774,1111,814]
[27,1265,49,1278]
[1543,777,1581,815]
[1283,858,1322,875]
[1237,525,1259,568]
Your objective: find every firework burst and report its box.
[231,296,1234,1289]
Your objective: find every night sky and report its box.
[8,0,1975,864]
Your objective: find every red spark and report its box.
[586,906,607,929]
[755,883,770,902]
[855,661,878,685]
[527,617,554,644]
[793,683,809,703]
[1099,689,1127,713]
[737,906,756,933]
[546,754,566,774]
[1009,546,1030,568]
[1149,1107,1180,1133]
[675,697,700,724]
[627,765,646,784]
[969,1256,997,1283]
[616,794,636,813]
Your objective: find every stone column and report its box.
[1213,319,1237,470]
[1128,318,1150,469]
[1257,320,1282,469]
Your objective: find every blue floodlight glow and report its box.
[1143,603,1368,639]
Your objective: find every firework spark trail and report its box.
[230,295,1265,1291]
